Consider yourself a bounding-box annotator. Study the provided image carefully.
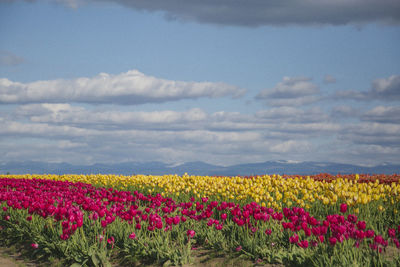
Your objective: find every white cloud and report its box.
[256,77,320,106]
[334,90,366,100]
[0,69,245,104]
[330,105,359,118]
[0,140,90,164]
[16,104,208,130]
[349,144,400,156]
[313,140,400,166]
[339,122,400,146]
[0,102,342,165]
[277,122,341,133]
[335,74,400,101]
[266,96,321,107]
[0,120,98,139]
[1,104,399,165]
[1,78,400,166]
[258,77,319,98]
[361,106,400,123]
[13,104,340,137]
[371,75,400,100]
[270,140,312,154]
[256,107,328,123]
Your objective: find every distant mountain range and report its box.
[1,160,399,176]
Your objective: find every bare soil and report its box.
[0,247,28,267]
[0,246,283,267]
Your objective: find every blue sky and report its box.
[1,0,399,167]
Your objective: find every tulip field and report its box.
[1,174,400,266]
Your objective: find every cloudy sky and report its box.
[0,0,399,166]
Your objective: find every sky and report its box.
[0,0,399,167]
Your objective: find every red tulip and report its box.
[289,234,299,244]
[388,228,396,238]
[340,203,347,213]
[329,237,337,246]
[187,229,195,238]
[129,232,136,239]
[357,221,366,230]
[221,213,227,220]
[298,240,308,248]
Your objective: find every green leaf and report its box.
[91,253,100,266]
[162,259,172,267]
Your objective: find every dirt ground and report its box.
[0,257,18,267]
[0,248,22,267]
[0,246,39,267]
[0,246,282,267]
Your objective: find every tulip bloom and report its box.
[221,213,227,220]
[298,240,309,248]
[388,228,396,238]
[357,221,366,230]
[340,203,347,213]
[187,229,195,238]
[329,237,337,246]
[107,236,115,248]
[289,234,299,244]
[129,232,136,240]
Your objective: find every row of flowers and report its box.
[5,173,400,212]
[1,177,399,252]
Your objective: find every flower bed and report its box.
[0,176,399,266]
